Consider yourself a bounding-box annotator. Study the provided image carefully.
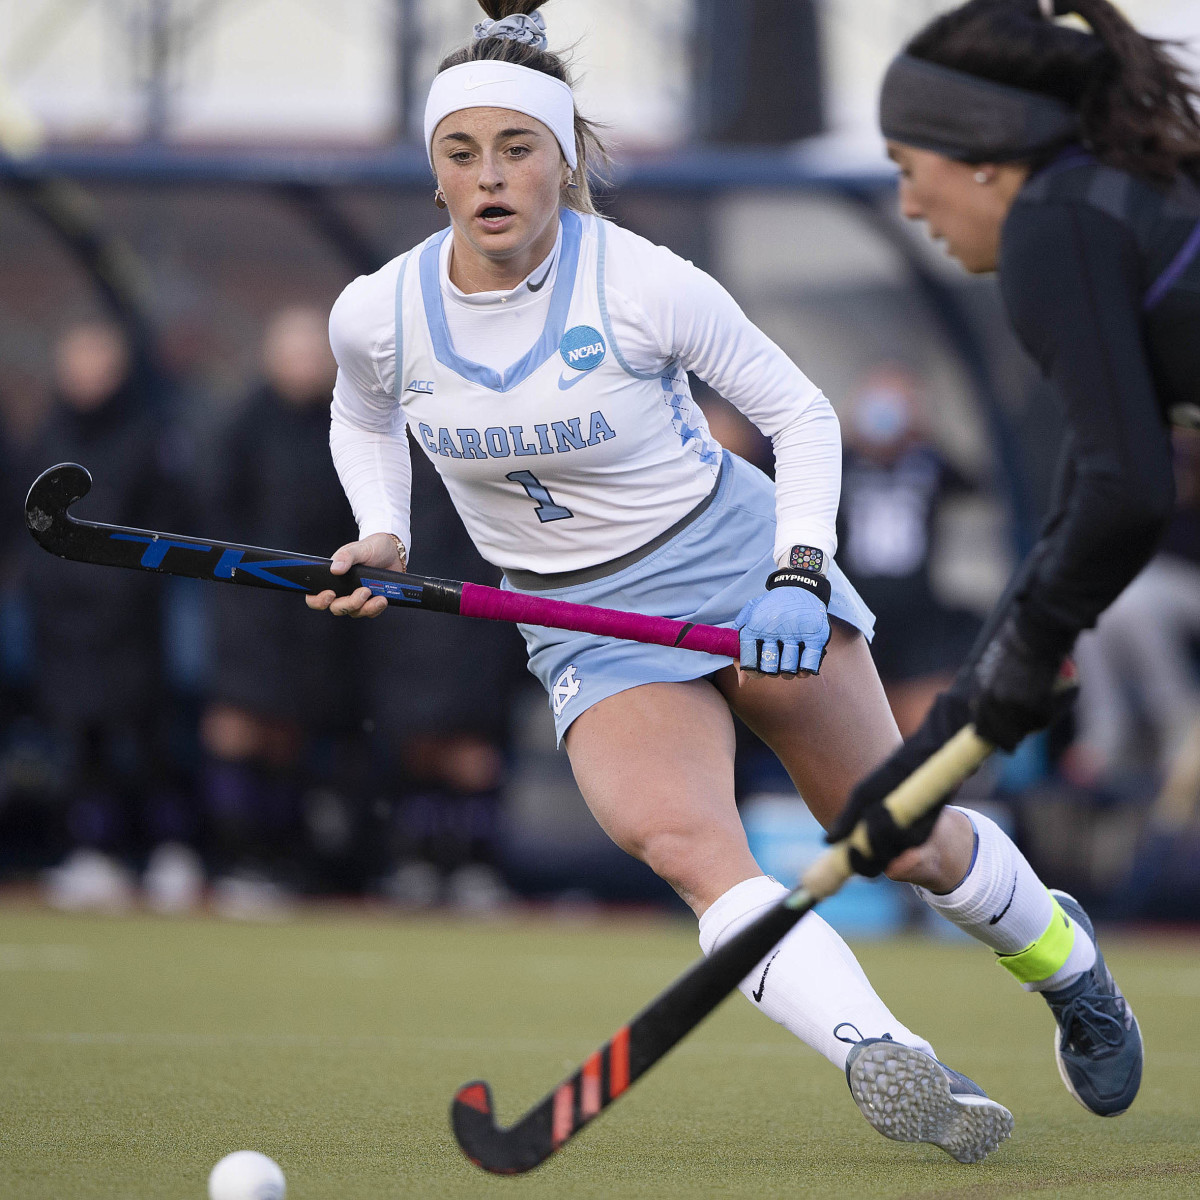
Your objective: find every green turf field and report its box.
[0,906,1196,1199]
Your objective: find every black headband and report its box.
[879,54,1079,162]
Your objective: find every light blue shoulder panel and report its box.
[595,217,662,382]
[391,248,418,401]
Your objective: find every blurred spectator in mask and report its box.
[1067,430,1200,787]
[24,321,192,910]
[200,305,368,912]
[837,365,981,736]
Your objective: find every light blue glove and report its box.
[735,580,831,677]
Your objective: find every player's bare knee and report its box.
[883,843,936,885]
[884,809,974,891]
[636,826,717,895]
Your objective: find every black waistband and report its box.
[503,460,725,593]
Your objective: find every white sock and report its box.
[697,876,935,1069]
[915,806,1096,992]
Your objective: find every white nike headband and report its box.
[424,60,578,172]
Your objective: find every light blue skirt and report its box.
[504,451,875,743]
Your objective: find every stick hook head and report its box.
[25,462,93,545]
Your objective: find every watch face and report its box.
[789,545,824,573]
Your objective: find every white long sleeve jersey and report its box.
[328,209,840,573]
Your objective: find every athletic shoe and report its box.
[379,860,442,909]
[445,863,513,914]
[210,873,294,922]
[1042,890,1142,1117]
[845,1036,1013,1163]
[142,842,205,915]
[42,849,135,913]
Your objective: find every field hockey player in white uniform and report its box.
[310,0,1023,1162]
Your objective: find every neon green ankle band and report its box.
[997,896,1076,984]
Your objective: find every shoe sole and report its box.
[1049,891,1142,1118]
[848,1042,1014,1164]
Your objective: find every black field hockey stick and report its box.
[25,463,741,656]
[450,726,994,1174]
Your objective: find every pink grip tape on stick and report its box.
[459,583,740,659]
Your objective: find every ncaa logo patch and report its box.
[551,665,582,717]
[559,325,606,372]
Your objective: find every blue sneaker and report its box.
[845,1036,1013,1163]
[1042,891,1143,1116]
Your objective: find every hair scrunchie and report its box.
[473,12,549,51]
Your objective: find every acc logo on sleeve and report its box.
[559,325,606,372]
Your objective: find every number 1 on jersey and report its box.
[506,470,574,523]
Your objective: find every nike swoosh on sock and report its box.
[752,950,780,1003]
[988,875,1019,925]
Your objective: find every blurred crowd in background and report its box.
[0,0,1198,923]
[0,309,526,916]
[2,306,1197,921]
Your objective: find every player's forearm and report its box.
[329,409,413,555]
[1001,200,1178,648]
[770,400,841,564]
[682,308,841,561]
[1016,464,1174,656]
[642,250,840,560]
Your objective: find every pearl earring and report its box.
[974,170,990,184]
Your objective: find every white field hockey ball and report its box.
[207,1150,286,1200]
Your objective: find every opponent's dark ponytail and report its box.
[438,1,610,215]
[906,0,1200,181]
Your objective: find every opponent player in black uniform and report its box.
[831,0,1200,1120]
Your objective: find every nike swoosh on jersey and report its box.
[527,259,555,292]
[557,371,590,391]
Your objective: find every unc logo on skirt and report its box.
[552,665,582,717]
[560,325,606,372]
